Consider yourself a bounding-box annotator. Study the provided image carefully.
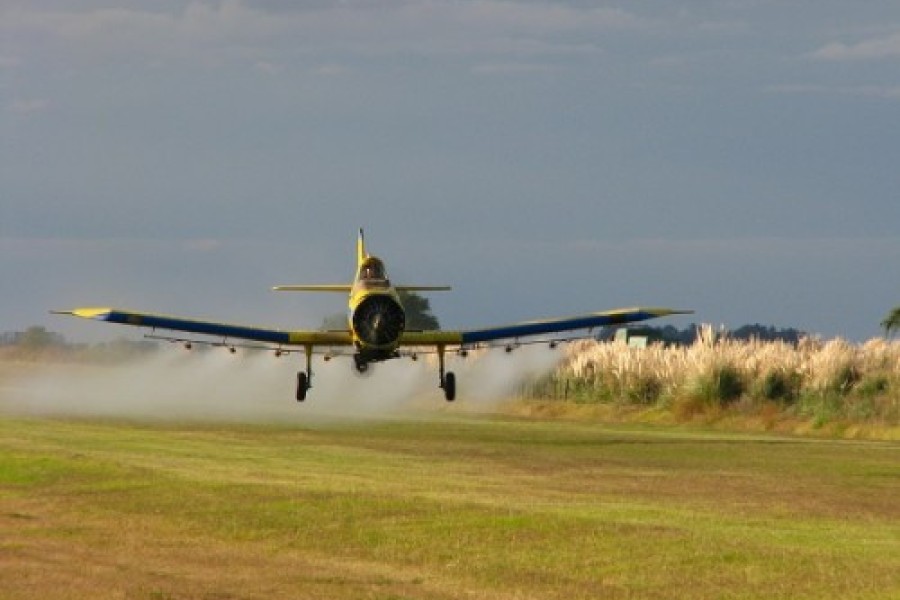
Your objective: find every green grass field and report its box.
[1,415,898,599]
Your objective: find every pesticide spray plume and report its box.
[0,344,565,425]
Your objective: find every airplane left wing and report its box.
[52,308,353,346]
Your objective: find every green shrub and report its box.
[828,363,861,394]
[626,374,663,405]
[855,375,889,399]
[693,365,744,406]
[796,391,843,427]
[846,397,878,421]
[757,370,801,404]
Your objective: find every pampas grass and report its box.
[527,326,900,428]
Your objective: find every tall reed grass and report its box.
[526,327,900,428]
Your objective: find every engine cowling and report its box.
[351,294,405,348]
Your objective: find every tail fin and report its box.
[357,228,367,267]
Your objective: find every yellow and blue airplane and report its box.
[54,230,691,401]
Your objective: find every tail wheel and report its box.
[443,371,456,402]
[296,371,309,402]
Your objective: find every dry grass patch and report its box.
[528,333,900,438]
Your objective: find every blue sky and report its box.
[2,1,899,341]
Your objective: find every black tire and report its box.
[443,371,456,402]
[296,371,308,402]
[353,355,370,375]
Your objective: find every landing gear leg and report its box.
[296,345,313,402]
[437,345,456,402]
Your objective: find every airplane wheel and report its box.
[353,355,370,375]
[443,372,456,402]
[296,371,308,402]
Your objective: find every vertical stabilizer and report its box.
[357,228,367,268]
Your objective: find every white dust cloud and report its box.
[0,344,564,424]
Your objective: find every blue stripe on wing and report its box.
[83,309,293,345]
[459,308,691,344]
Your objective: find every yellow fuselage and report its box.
[348,256,406,358]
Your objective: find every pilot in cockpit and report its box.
[360,259,387,284]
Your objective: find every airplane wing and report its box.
[54,305,690,350]
[272,285,451,292]
[400,307,692,347]
[52,308,353,346]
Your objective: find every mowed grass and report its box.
[1,415,898,599]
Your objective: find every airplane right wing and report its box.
[400,307,692,348]
[458,307,692,344]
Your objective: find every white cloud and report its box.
[0,56,22,69]
[810,30,900,61]
[314,64,350,77]
[1,1,640,68]
[440,1,639,32]
[649,54,689,68]
[181,238,221,253]
[253,60,281,75]
[471,62,563,76]
[8,98,51,114]
[765,83,900,100]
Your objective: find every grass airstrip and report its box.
[1,415,898,599]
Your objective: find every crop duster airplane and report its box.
[55,230,691,402]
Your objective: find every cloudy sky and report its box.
[2,0,899,342]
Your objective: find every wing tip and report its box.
[51,307,113,320]
[605,307,694,317]
[656,308,694,316]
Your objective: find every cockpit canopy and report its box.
[357,257,389,288]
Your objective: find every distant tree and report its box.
[319,291,441,331]
[731,324,804,344]
[17,326,65,349]
[598,323,806,346]
[397,290,440,330]
[881,306,900,338]
[84,338,159,363]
